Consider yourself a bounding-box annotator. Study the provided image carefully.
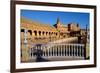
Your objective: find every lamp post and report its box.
[84,24,88,59]
[22,29,29,62]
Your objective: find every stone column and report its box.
[62,45,64,56]
[60,45,62,56]
[76,45,78,56]
[75,45,76,56]
[21,29,30,62]
[57,46,59,56]
[78,47,80,56]
[58,45,61,56]
[46,49,48,57]
[69,45,70,56]
[82,45,84,57]
[76,46,77,56]
[30,48,32,59]
[42,49,44,56]
[36,31,39,38]
[50,48,51,56]
[81,46,82,57]
[53,47,55,56]
[54,46,57,56]
[66,45,68,56]
[48,48,50,56]
[72,45,74,56]
[64,45,65,56]
[55,46,57,56]
[32,31,35,40]
[52,47,54,56]
[44,49,46,57]
[79,45,81,57]
[71,45,73,56]
[73,45,75,56]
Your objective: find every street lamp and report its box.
[84,24,88,59]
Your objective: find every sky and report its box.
[21,10,90,29]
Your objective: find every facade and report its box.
[21,18,81,44]
[20,18,88,62]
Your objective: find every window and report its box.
[34,31,37,36]
[42,31,45,35]
[46,32,48,35]
[28,30,32,35]
[56,33,57,36]
[39,31,41,36]
[49,32,51,35]
[21,29,24,32]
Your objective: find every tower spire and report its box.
[56,17,60,25]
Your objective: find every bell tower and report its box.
[53,17,61,28]
[56,17,61,26]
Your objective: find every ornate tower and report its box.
[56,18,61,27]
[53,17,61,28]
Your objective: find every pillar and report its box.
[64,45,66,56]
[81,46,82,56]
[74,45,76,56]
[62,45,64,56]
[82,45,84,57]
[60,45,61,56]
[48,48,50,56]
[54,47,56,56]
[69,45,70,56]
[79,45,81,57]
[66,45,68,56]
[76,45,78,56]
[46,49,48,56]
[21,29,29,62]
[57,46,59,56]
[71,45,73,56]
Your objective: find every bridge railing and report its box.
[29,43,85,59]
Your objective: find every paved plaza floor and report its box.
[27,56,85,62]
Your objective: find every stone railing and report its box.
[29,43,85,60]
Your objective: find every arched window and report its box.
[46,32,48,35]
[34,31,37,36]
[51,32,53,35]
[28,30,32,35]
[49,32,51,35]
[39,31,41,36]
[21,29,24,32]
[42,31,45,35]
[56,33,57,36]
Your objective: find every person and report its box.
[35,44,49,62]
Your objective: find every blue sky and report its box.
[21,10,90,29]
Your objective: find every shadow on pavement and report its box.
[35,49,49,62]
[36,56,49,62]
